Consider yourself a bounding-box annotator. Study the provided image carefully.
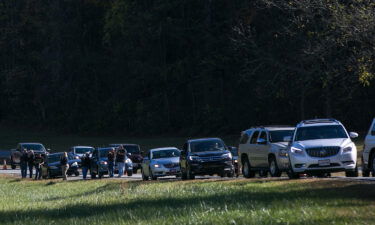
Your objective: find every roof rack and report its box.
[248,125,293,129]
[301,119,339,124]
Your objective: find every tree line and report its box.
[0,0,374,135]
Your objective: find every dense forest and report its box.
[0,0,374,135]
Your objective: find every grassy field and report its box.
[0,176,374,225]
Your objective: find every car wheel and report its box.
[286,165,300,179]
[141,169,149,181]
[269,157,282,177]
[11,163,16,169]
[227,170,234,178]
[127,170,133,177]
[133,168,138,174]
[150,167,157,180]
[242,158,255,178]
[74,171,80,176]
[91,173,97,179]
[346,164,359,177]
[370,154,375,177]
[362,157,370,177]
[186,165,195,180]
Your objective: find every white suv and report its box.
[286,119,358,178]
[361,118,375,177]
[239,126,295,178]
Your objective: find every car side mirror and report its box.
[257,138,267,145]
[283,136,292,142]
[349,132,359,138]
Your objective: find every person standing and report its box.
[34,153,44,180]
[27,150,35,178]
[20,149,28,178]
[116,145,126,178]
[81,152,91,180]
[60,152,69,181]
[107,148,115,178]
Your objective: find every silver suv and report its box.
[361,118,375,177]
[239,126,295,178]
[286,119,358,178]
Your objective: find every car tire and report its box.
[11,163,16,169]
[269,157,282,177]
[227,170,234,178]
[141,169,149,181]
[286,166,300,179]
[127,170,133,177]
[346,165,359,177]
[242,158,255,178]
[362,157,370,177]
[133,168,138,174]
[370,154,375,177]
[91,173,97,179]
[150,167,157,180]
[74,171,80,176]
[186,165,195,180]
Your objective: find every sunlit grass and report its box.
[0,176,374,225]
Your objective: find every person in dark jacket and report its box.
[107,148,115,178]
[60,152,69,181]
[116,145,127,178]
[34,153,44,180]
[81,152,91,180]
[20,149,28,178]
[27,150,35,178]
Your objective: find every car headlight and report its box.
[153,164,160,168]
[291,147,303,154]
[71,162,78,167]
[234,159,238,163]
[189,156,199,161]
[343,146,352,153]
[222,153,232,159]
[279,149,288,157]
[99,161,107,165]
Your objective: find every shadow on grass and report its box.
[1,181,375,223]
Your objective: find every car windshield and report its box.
[98,148,112,158]
[190,140,226,152]
[295,125,348,141]
[75,148,94,154]
[151,149,180,159]
[21,144,45,151]
[269,130,295,142]
[124,145,140,154]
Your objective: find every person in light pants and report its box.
[60,152,69,180]
[116,145,127,178]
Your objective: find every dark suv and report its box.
[180,138,234,179]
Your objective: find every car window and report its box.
[190,140,226,152]
[269,130,294,142]
[258,131,267,144]
[239,133,250,144]
[295,125,348,141]
[250,131,259,144]
[151,149,180,159]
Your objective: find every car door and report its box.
[248,130,260,166]
[256,131,269,167]
[364,119,375,164]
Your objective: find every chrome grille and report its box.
[306,146,340,158]
[163,163,179,168]
[199,156,223,162]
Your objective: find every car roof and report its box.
[19,143,43,145]
[243,126,295,133]
[72,146,94,148]
[98,147,114,150]
[49,153,63,156]
[109,143,139,146]
[188,138,223,143]
[297,119,342,128]
[150,147,179,152]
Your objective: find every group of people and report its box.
[79,145,128,180]
[19,149,45,180]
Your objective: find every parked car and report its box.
[41,153,80,178]
[285,119,358,178]
[239,126,295,178]
[180,138,234,179]
[10,143,49,169]
[141,147,181,180]
[361,118,375,177]
[228,146,240,177]
[69,146,94,158]
[109,144,143,173]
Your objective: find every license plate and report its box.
[318,159,330,167]
[170,169,176,173]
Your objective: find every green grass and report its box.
[0,176,374,225]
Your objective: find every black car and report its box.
[109,144,143,173]
[180,138,235,179]
[42,153,80,178]
[90,147,111,179]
